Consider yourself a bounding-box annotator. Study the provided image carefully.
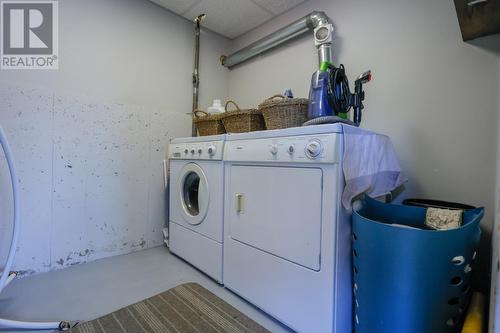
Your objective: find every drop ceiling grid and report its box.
[183,0,273,39]
[149,0,202,15]
[179,0,204,15]
[250,0,305,16]
[149,0,308,39]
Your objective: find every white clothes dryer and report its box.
[223,124,352,333]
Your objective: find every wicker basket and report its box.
[258,94,309,130]
[220,100,265,133]
[193,110,226,136]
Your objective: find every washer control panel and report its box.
[225,134,340,164]
[169,141,224,160]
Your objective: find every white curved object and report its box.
[0,318,64,330]
[0,125,69,331]
[0,125,20,293]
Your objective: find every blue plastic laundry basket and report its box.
[352,196,483,333]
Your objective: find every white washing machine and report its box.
[168,135,226,283]
[223,124,352,333]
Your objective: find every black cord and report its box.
[326,64,352,115]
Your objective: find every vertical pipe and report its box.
[192,15,205,137]
[318,44,333,66]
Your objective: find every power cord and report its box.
[326,64,352,115]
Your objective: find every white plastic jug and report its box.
[207,99,224,114]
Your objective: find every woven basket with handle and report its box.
[220,100,265,133]
[258,94,309,130]
[193,110,226,136]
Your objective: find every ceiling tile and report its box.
[183,0,273,39]
[149,0,201,15]
[251,0,305,15]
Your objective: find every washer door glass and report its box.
[179,163,209,225]
[183,172,200,216]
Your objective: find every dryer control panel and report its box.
[224,134,340,164]
[169,141,225,160]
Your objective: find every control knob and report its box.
[305,139,322,159]
[198,148,203,154]
[207,145,216,156]
[191,149,195,154]
[270,144,278,155]
[184,149,189,154]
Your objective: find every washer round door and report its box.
[178,163,209,225]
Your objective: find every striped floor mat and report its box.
[70,283,270,333]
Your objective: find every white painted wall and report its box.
[0,0,229,275]
[227,0,499,290]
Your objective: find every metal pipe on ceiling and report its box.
[220,11,332,69]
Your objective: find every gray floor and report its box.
[0,246,292,333]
